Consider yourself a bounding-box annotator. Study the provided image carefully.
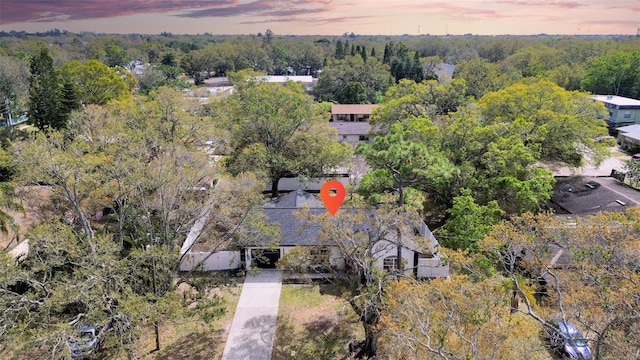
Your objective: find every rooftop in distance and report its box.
[593,95,640,107]
[331,104,377,114]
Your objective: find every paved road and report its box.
[221,270,283,360]
[544,147,630,177]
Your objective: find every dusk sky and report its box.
[1,1,639,36]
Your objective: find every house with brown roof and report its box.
[330,104,376,123]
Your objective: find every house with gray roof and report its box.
[330,104,377,146]
[616,124,640,152]
[329,121,372,146]
[180,190,449,278]
[248,190,448,278]
[593,95,640,130]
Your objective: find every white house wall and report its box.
[417,258,450,278]
[179,251,241,271]
[373,240,416,277]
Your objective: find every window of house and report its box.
[360,114,370,122]
[383,256,397,271]
[623,111,632,119]
[310,246,330,270]
[337,114,348,121]
[359,135,370,142]
[311,246,328,258]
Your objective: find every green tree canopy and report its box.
[369,78,467,134]
[356,126,455,208]
[478,79,609,167]
[336,81,368,104]
[217,80,352,197]
[367,79,607,215]
[314,56,391,103]
[438,188,504,252]
[0,55,30,115]
[104,44,130,67]
[581,50,640,98]
[453,57,520,98]
[60,60,130,105]
[5,91,273,357]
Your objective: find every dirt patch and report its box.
[0,186,52,251]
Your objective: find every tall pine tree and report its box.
[28,49,65,131]
[60,80,80,116]
[335,40,345,59]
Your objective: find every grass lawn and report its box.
[272,283,363,360]
[610,146,633,159]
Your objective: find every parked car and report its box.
[546,320,592,360]
[632,153,640,161]
[67,325,101,359]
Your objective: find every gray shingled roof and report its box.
[259,190,325,246]
[329,122,371,136]
[255,190,430,252]
[263,208,326,246]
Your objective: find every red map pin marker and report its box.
[320,180,346,216]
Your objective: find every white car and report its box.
[67,325,101,359]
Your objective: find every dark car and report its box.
[547,320,592,360]
[67,325,101,359]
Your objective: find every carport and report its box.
[249,248,281,269]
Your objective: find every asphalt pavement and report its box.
[543,147,630,177]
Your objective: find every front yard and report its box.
[272,284,363,360]
[134,277,243,360]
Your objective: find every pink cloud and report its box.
[179,0,335,18]
[493,0,584,9]
[0,0,238,24]
[240,14,374,25]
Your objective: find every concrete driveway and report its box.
[221,270,283,360]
